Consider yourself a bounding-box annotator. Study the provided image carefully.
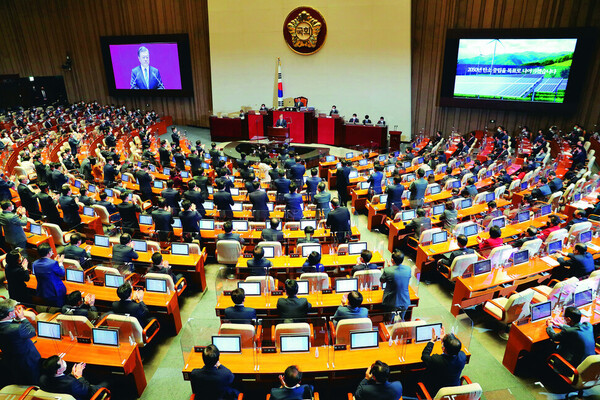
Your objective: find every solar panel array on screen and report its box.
[535,78,563,93]
[454,75,544,98]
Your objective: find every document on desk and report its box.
[586,243,600,252]
[541,256,560,267]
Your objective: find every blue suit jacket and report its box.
[33,257,67,306]
[355,378,402,400]
[270,384,313,400]
[190,365,238,400]
[0,319,41,384]
[224,305,257,324]
[332,305,369,325]
[380,264,411,310]
[130,65,164,89]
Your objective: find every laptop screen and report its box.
[574,289,593,308]
[359,159,368,166]
[401,210,416,221]
[346,152,353,159]
[30,223,42,235]
[146,278,168,293]
[153,181,164,189]
[429,185,441,195]
[207,186,214,194]
[171,243,189,256]
[261,246,275,258]
[37,321,61,340]
[440,165,447,173]
[348,170,358,179]
[325,155,335,162]
[579,230,592,243]
[132,240,148,252]
[512,249,529,266]
[405,173,415,182]
[149,164,156,172]
[296,280,309,295]
[548,240,562,254]
[74,180,82,188]
[301,244,321,257]
[66,269,84,283]
[359,181,369,190]
[433,204,445,215]
[520,182,528,190]
[348,242,368,255]
[238,281,261,296]
[267,202,274,212]
[485,193,495,202]
[473,259,492,276]
[94,235,110,247]
[379,194,388,204]
[139,215,153,225]
[232,221,249,232]
[452,180,461,188]
[105,274,124,288]
[460,198,472,209]
[92,328,119,346]
[490,217,505,229]
[212,335,242,353]
[541,204,552,216]
[350,330,379,350]
[574,193,581,202]
[180,171,189,178]
[231,202,243,212]
[517,211,530,223]
[415,323,443,343]
[88,184,96,193]
[280,335,310,353]
[432,231,448,245]
[230,188,240,196]
[83,206,95,217]
[105,188,114,197]
[172,217,182,229]
[378,155,386,161]
[335,278,358,293]
[463,224,478,237]
[300,220,317,230]
[204,201,214,210]
[199,219,215,230]
[163,167,171,176]
[530,301,552,322]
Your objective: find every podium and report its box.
[317,116,343,145]
[271,110,315,143]
[267,126,289,141]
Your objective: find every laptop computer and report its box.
[348,242,367,255]
[415,323,442,343]
[301,244,321,257]
[350,330,379,350]
[335,278,358,293]
[171,243,189,256]
[473,259,492,276]
[431,231,448,245]
[238,281,261,296]
[92,328,119,347]
[212,335,242,353]
[280,335,310,353]
[530,301,552,322]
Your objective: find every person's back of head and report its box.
[223,221,233,233]
[187,181,197,190]
[70,233,82,245]
[285,279,299,297]
[42,355,61,377]
[151,251,162,266]
[360,249,372,263]
[318,182,326,192]
[331,198,340,209]
[304,225,315,236]
[564,306,582,324]
[442,334,462,356]
[417,168,425,178]
[120,191,129,201]
[120,233,132,245]
[416,208,426,218]
[181,200,192,211]
[348,290,363,308]
[0,298,17,320]
[231,288,245,305]
[61,186,70,196]
[370,360,390,383]
[117,283,132,301]
[65,290,82,307]
[456,234,468,248]
[489,225,502,239]
[38,242,52,258]
[574,243,587,255]
[311,167,318,177]
[253,246,264,260]
[202,344,220,368]
[283,365,302,387]
[391,250,404,265]
[307,251,321,266]
[270,218,280,230]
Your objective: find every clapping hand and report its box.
[14,305,25,321]
[71,362,86,379]
[365,365,373,380]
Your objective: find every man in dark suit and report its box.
[76,187,95,207]
[262,218,284,242]
[276,279,311,322]
[117,192,141,234]
[362,115,372,124]
[314,182,331,218]
[332,290,368,326]
[179,200,202,237]
[135,162,154,201]
[547,306,595,367]
[0,299,41,385]
[209,142,221,167]
[105,131,117,148]
[158,140,171,167]
[67,133,80,156]
[246,246,272,276]
[421,329,468,397]
[249,181,270,221]
[188,148,202,175]
[130,46,164,89]
[0,200,29,250]
[275,114,287,128]
[294,98,305,109]
[17,175,41,220]
[170,127,181,147]
[183,181,206,219]
[329,105,339,115]
[348,113,359,123]
[405,208,432,239]
[192,168,210,200]
[96,191,118,215]
[437,235,474,272]
[63,233,91,266]
[224,288,257,324]
[289,157,306,187]
[565,209,588,231]
[32,243,67,307]
[284,183,304,221]
[352,249,380,274]
[273,169,291,203]
[305,168,321,201]
[217,221,244,244]
[354,360,403,400]
[40,355,105,400]
[326,198,351,243]
[160,180,180,216]
[51,163,69,189]
[152,198,174,241]
[557,243,595,278]
[409,168,428,209]
[112,233,139,265]
[58,186,81,229]
[190,344,239,400]
[385,175,404,216]
[336,160,352,205]
[112,283,150,326]
[214,181,234,219]
[380,251,412,319]
[270,366,313,400]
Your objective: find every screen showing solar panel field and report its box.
[453,38,577,103]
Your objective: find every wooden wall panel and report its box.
[412,0,600,138]
[0,0,212,126]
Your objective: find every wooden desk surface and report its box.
[86,244,203,267]
[235,252,385,270]
[200,226,360,242]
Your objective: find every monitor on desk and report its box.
[336,162,342,169]
[105,188,114,197]
[517,211,530,223]
[417,157,424,164]
[348,170,358,179]
[325,155,335,162]
[348,242,367,255]
[232,220,249,232]
[350,330,379,350]
[386,165,395,173]
[379,194,388,204]
[296,280,309,295]
[432,204,445,216]
[238,281,261,296]
[30,223,42,235]
[202,162,210,169]
[94,235,110,247]
[180,171,189,178]
[359,159,368,166]
[429,185,442,195]
[66,269,84,283]
[485,192,495,202]
[440,165,447,173]
[405,173,416,182]
[512,249,529,266]
[280,335,310,353]
[336,278,358,293]
[489,217,506,229]
[540,204,552,216]
[148,164,156,172]
[88,184,96,193]
[261,246,275,258]
[37,321,61,340]
[574,193,581,202]
[201,200,213,211]
[520,182,528,190]
[301,244,321,257]
[267,202,274,212]
[425,169,433,177]
[171,243,189,256]
[530,301,552,322]
[579,230,592,244]
[346,152,353,159]
[460,198,472,209]
[105,274,124,288]
[83,206,95,217]
[146,278,168,293]
[212,335,242,353]
[415,323,443,343]
[463,224,478,237]
[432,231,448,245]
[207,186,214,194]
[473,259,492,276]
[92,328,119,347]
[231,202,243,212]
[153,181,164,189]
[548,240,562,255]
[199,219,214,230]
[300,219,317,230]
[452,180,461,189]
[401,210,416,222]
[403,161,411,169]
[185,160,191,167]
[220,156,227,162]
[230,188,240,196]
[486,170,493,178]
[378,155,386,162]
[139,215,153,225]
[465,157,471,164]
[74,180,82,188]
[132,240,148,252]
[163,167,171,176]
[359,181,369,190]
[172,217,182,229]
[574,289,593,308]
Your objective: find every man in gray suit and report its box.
[380,250,411,320]
[314,182,331,218]
[0,201,28,250]
[408,168,428,209]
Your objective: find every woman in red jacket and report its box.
[477,225,503,254]
[539,215,562,241]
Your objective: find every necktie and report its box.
[144,68,149,88]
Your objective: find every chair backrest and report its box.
[461,173,474,185]
[489,245,515,269]
[502,289,535,324]
[444,178,458,191]
[576,355,600,389]
[519,239,543,257]
[216,240,242,264]
[434,163,447,174]
[26,388,78,400]
[450,253,479,281]
[494,185,506,199]
[299,272,330,290]
[353,269,383,289]
[219,323,256,348]
[274,323,311,348]
[473,192,488,205]
[245,276,276,292]
[103,313,144,345]
[426,184,441,196]
[568,221,593,238]
[63,259,83,271]
[92,205,111,225]
[257,241,283,257]
[55,314,94,338]
[545,228,568,245]
[420,227,442,244]
[433,382,483,400]
[41,223,67,246]
[94,266,121,282]
[477,168,487,180]
[188,242,201,255]
[508,179,522,192]
[548,191,563,209]
[145,272,175,292]
[335,318,373,345]
[453,222,477,237]
[388,320,427,341]
[147,240,161,253]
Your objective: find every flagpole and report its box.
[277,58,283,108]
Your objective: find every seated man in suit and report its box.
[41,355,106,400]
[190,344,239,400]
[151,198,175,242]
[348,113,359,124]
[421,328,467,397]
[557,243,595,278]
[277,279,312,322]
[32,243,67,307]
[301,251,324,273]
[352,249,379,274]
[332,290,368,326]
[362,115,372,125]
[512,226,539,249]
[217,221,244,244]
[246,246,272,276]
[262,218,284,242]
[112,283,150,327]
[63,233,91,266]
[61,291,97,320]
[437,234,474,273]
[297,225,319,244]
[405,208,432,239]
[546,306,595,367]
[326,198,351,243]
[97,191,118,215]
[329,105,339,115]
[149,252,184,286]
[565,209,588,231]
[270,365,313,400]
[294,98,305,109]
[354,360,402,400]
[112,233,139,266]
[376,116,386,126]
[224,287,257,324]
